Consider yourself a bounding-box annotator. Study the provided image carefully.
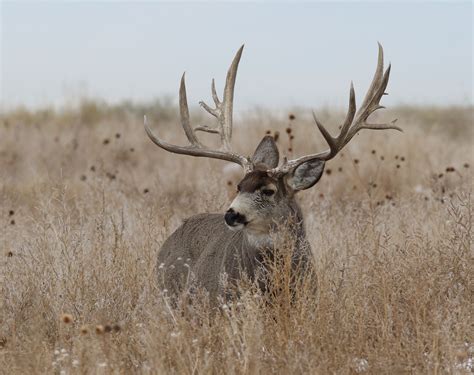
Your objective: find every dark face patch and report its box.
[237,170,275,193]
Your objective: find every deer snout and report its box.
[224,208,247,228]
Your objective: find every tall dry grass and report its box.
[1,103,473,374]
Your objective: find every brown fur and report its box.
[237,170,274,193]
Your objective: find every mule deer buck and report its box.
[145,44,400,301]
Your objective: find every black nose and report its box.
[224,208,247,226]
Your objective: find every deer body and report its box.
[157,175,311,300]
[146,44,400,299]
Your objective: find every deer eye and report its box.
[261,189,275,196]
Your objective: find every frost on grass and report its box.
[1,105,472,374]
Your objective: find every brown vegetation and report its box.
[1,103,473,373]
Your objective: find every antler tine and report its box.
[144,46,253,173]
[222,44,244,145]
[198,45,244,151]
[179,73,204,148]
[270,43,400,177]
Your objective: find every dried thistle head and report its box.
[112,324,121,333]
[61,314,73,324]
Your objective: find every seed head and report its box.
[115,133,121,139]
[371,150,376,154]
[95,325,105,335]
[61,314,73,324]
[325,169,332,175]
[143,188,149,194]
[463,163,469,168]
[90,165,96,172]
[354,159,359,165]
[445,166,455,172]
[265,130,271,135]
[129,147,135,152]
[80,326,89,335]
[286,127,292,134]
[289,114,295,120]
[10,220,15,225]
[273,131,280,142]
[8,210,14,216]
[80,175,87,181]
[103,139,110,145]
[104,325,112,333]
[113,324,121,332]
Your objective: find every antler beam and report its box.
[271,43,401,176]
[144,45,253,173]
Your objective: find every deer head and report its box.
[145,44,401,241]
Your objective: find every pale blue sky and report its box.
[1,1,472,111]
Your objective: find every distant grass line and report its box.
[1,99,472,133]
[1,105,473,373]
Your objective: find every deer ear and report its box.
[251,136,279,169]
[286,159,325,191]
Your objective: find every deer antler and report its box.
[144,45,253,173]
[271,43,401,176]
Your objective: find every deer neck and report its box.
[243,199,306,249]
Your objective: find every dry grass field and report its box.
[1,102,473,374]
